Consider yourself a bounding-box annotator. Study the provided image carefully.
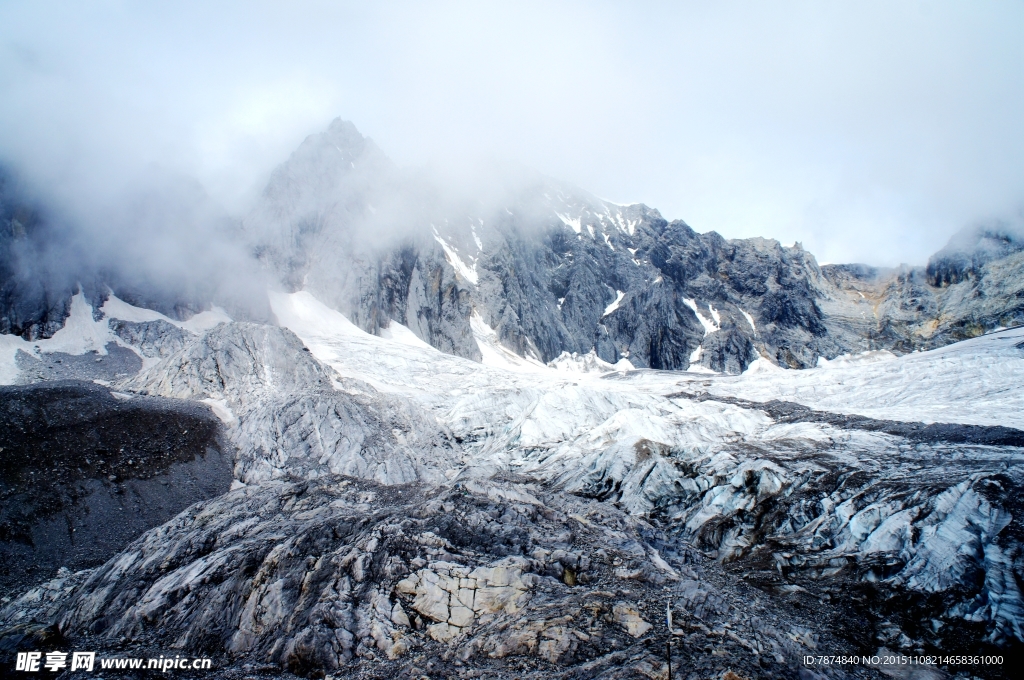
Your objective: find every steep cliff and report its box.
[244,120,1024,373]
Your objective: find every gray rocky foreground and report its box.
[3,475,892,679]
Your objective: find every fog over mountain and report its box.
[1,1,1022,266]
[4,119,1023,375]
[2,5,1024,679]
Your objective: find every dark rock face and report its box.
[369,246,482,362]
[242,122,846,372]
[823,255,1024,352]
[0,380,232,593]
[0,170,94,340]
[245,120,1024,374]
[0,167,272,345]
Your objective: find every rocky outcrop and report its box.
[822,225,1024,353]
[108,319,192,360]
[519,403,1024,652]
[2,476,865,678]
[242,124,846,372]
[926,219,1024,287]
[394,559,536,644]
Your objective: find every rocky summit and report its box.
[1,121,1022,679]
[240,120,1024,373]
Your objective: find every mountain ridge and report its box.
[242,119,1024,372]
[3,119,1023,374]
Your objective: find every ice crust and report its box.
[265,290,1024,645]
[5,288,1022,661]
[692,326,1024,429]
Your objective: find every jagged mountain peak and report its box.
[927,216,1024,286]
[297,117,384,164]
[256,119,393,213]
[4,116,1024,374]
[237,118,1021,373]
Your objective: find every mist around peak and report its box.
[926,212,1024,286]
[0,161,272,338]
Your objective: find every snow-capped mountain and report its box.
[2,120,1023,678]
[237,120,1022,374]
[4,119,1023,373]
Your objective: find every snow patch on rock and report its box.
[602,291,625,318]
[433,235,479,285]
[682,298,719,336]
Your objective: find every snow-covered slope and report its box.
[123,317,461,486]
[0,291,232,384]
[263,289,1024,650]
[5,287,1022,676]
[672,325,1024,429]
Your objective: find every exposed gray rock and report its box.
[537,412,1024,653]
[822,246,1024,354]
[927,218,1024,287]
[2,476,872,679]
[123,322,461,485]
[108,318,191,359]
[676,392,1024,447]
[14,343,142,384]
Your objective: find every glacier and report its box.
[2,119,1023,678]
[3,287,1017,677]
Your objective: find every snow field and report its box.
[0,292,231,385]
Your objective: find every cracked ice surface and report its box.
[673,325,1024,429]
[268,290,1024,646]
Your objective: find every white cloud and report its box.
[1,0,1021,266]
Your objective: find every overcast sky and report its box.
[1,1,1022,266]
